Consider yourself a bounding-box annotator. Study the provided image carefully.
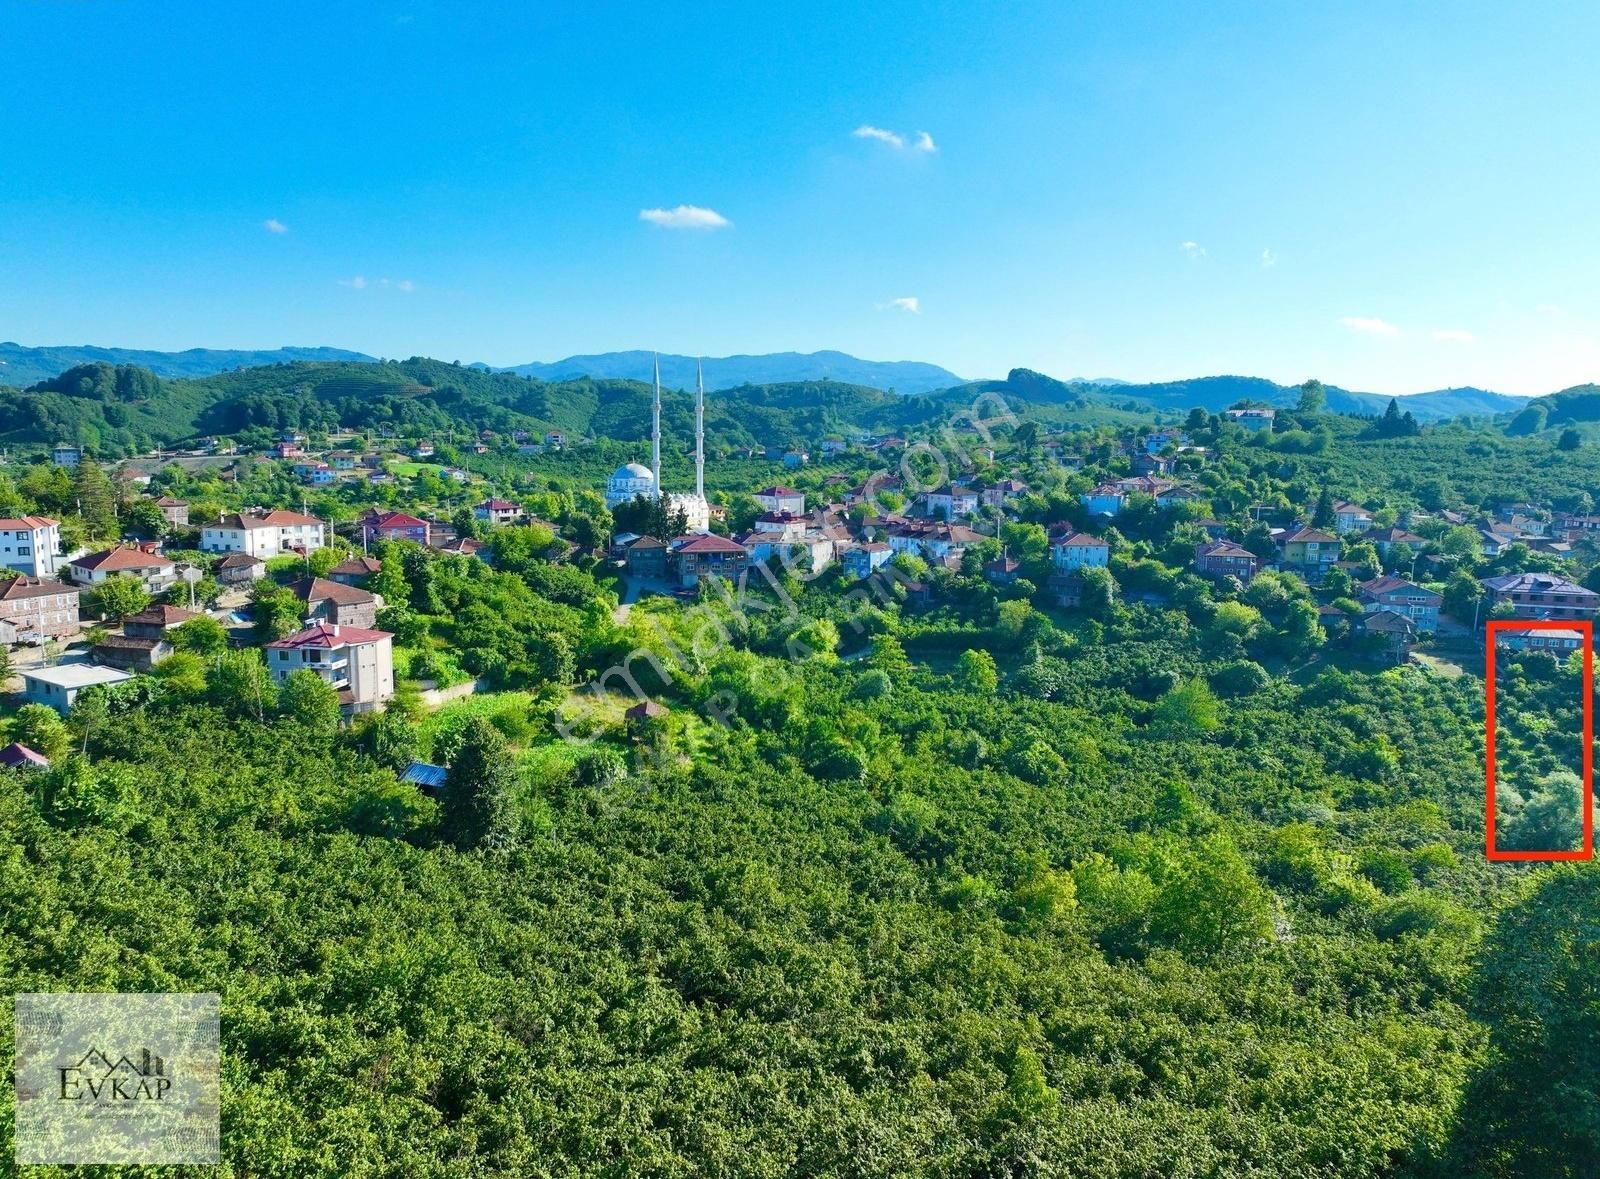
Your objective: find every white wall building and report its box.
[0,516,64,578]
[265,622,395,714]
[201,510,328,559]
[605,463,657,508]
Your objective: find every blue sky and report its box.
[2,1,1597,394]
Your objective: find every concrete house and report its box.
[1080,484,1127,517]
[1496,626,1585,655]
[1480,572,1600,620]
[1224,408,1275,431]
[22,664,133,714]
[360,510,430,546]
[754,486,806,515]
[1279,527,1342,574]
[1194,540,1259,583]
[842,543,893,580]
[1051,531,1110,571]
[0,516,64,578]
[202,510,328,559]
[153,496,190,527]
[214,552,265,586]
[1358,575,1442,632]
[1332,502,1375,533]
[266,623,395,714]
[672,534,752,586]
[69,546,177,592]
[474,499,522,526]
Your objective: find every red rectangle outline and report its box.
[1485,618,1594,861]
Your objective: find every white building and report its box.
[754,486,806,515]
[201,510,328,559]
[22,664,133,714]
[265,622,395,714]
[605,462,657,508]
[1224,408,1276,431]
[474,498,522,526]
[1051,531,1110,571]
[68,546,177,592]
[0,515,64,578]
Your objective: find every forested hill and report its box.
[0,357,972,455]
[0,341,376,387]
[964,370,1527,422]
[495,349,965,395]
[1504,382,1600,435]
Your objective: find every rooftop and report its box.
[22,664,135,689]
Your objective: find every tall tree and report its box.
[441,716,520,852]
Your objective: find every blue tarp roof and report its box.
[400,761,448,790]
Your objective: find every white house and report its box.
[68,546,177,592]
[0,515,64,577]
[265,622,395,714]
[201,510,328,559]
[921,486,979,521]
[1080,484,1127,517]
[1224,408,1276,431]
[753,486,805,515]
[1333,502,1375,533]
[474,498,521,526]
[51,444,82,467]
[22,664,133,714]
[1051,531,1110,571]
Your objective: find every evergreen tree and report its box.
[71,457,116,535]
[441,716,520,852]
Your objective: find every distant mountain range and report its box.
[0,342,377,388]
[491,350,966,396]
[1053,374,1528,422]
[0,342,1540,422]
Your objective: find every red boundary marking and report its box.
[1485,618,1594,861]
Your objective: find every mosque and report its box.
[604,355,711,532]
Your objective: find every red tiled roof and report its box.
[265,622,392,649]
[0,516,59,530]
[674,534,749,554]
[1054,531,1108,548]
[366,510,428,528]
[124,604,199,627]
[329,556,382,575]
[71,547,174,572]
[290,576,376,606]
[216,552,263,569]
[755,486,800,497]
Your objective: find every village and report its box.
[2,397,1595,777]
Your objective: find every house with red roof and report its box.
[0,574,80,643]
[201,510,328,559]
[473,498,522,526]
[360,509,431,546]
[0,515,64,578]
[68,546,177,592]
[265,622,395,713]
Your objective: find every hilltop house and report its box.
[266,623,395,714]
[96,602,198,671]
[201,510,328,559]
[1496,626,1585,655]
[1224,408,1275,431]
[153,496,190,527]
[1080,483,1127,517]
[0,516,64,578]
[1362,526,1426,560]
[842,543,893,580]
[1358,576,1442,632]
[1333,502,1375,533]
[754,486,806,515]
[51,444,82,467]
[1050,531,1110,571]
[327,556,381,586]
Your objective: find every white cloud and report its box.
[1339,315,1401,337]
[263,218,288,234]
[395,279,416,293]
[913,130,937,153]
[337,276,368,290]
[880,296,920,313]
[1536,303,1566,317]
[1432,328,1474,343]
[852,124,906,149]
[1260,248,1277,269]
[1180,241,1207,259]
[639,205,731,230]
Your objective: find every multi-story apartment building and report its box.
[0,516,64,577]
[1480,572,1600,620]
[265,622,395,714]
[1194,540,1259,582]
